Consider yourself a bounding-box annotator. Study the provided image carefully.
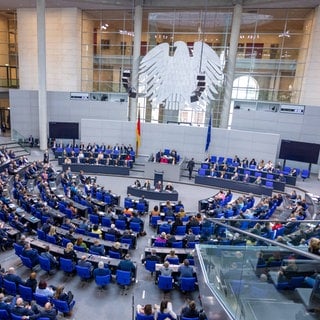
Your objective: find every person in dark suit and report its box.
[187,158,195,180]
[77,255,94,275]
[93,261,111,277]
[0,292,14,313]
[11,297,39,319]
[141,249,161,264]
[89,240,105,256]
[21,243,39,267]
[4,267,25,286]
[38,302,58,320]
[118,254,136,278]
[41,245,59,269]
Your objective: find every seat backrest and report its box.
[175,225,186,235]
[0,309,10,320]
[59,258,75,272]
[145,260,157,273]
[101,217,112,227]
[180,277,196,292]
[109,250,122,259]
[95,274,111,287]
[20,255,33,269]
[104,233,116,241]
[150,216,160,228]
[166,257,180,265]
[116,270,131,286]
[158,275,173,291]
[13,243,23,256]
[136,313,155,320]
[157,313,175,320]
[75,265,92,279]
[115,219,127,230]
[46,235,57,244]
[121,238,133,249]
[18,284,33,302]
[34,293,50,307]
[3,278,17,295]
[52,299,71,313]
[37,229,46,241]
[172,241,183,248]
[130,221,142,232]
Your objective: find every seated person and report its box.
[143,180,151,190]
[141,249,161,264]
[164,249,178,262]
[118,254,136,278]
[93,261,111,278]
[63,242,78,263]
[77,255,94,275]
[134,179,141,188]
[180,300,206,320]
[155,232,167,245]
[36,280,55,297]
[178,259,194,280]
[183,229,196,247]
[254,176,262,185]
[4,267,25,286]
[165,183,174,192]
[155,261,174,284]
[155,181,163,192]
[21,243,39,267]
[38,302,58,320]
[24,271,38,293]
[90,239,105,256]
[91,224,103,238]
[110,241,123,258]
[53,285,74,308]
[277,256,299,282]
[155,300,177,320]
[166,234,177,248]
[11,297,40,319]
[136,304,155,317]
[75,237,88,252]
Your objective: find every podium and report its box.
[154,171,163,187]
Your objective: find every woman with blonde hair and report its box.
[63,242,77,262]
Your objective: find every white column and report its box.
[37,0,48,150]
[220,3,242,128]
[130,0,143,122]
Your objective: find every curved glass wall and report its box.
[81,7,313,126]
[196,219,320,320]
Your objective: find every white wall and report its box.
[231,106,320,172]
[81,119,280,163]
[9,90,128,138]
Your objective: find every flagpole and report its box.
[205,109,212,153]
[136,106,141,157]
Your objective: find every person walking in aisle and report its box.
[187,158,195,180]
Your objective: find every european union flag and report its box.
[205,114,212,152]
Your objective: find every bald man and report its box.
[11,297,39,319]
[38,302,58,320]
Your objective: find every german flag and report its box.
[136,108,141,155]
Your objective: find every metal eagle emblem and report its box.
[139,41,223,109]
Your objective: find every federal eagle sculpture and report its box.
[139,41,223,110]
